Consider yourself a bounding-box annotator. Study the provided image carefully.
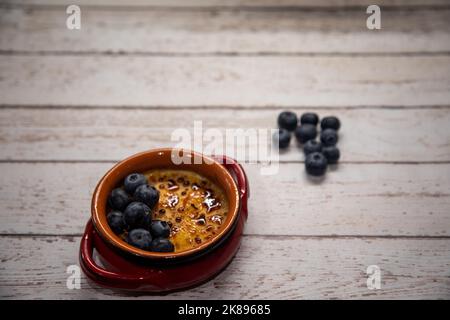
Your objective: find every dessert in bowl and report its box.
[91,148,240,261]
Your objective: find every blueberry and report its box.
[305,152,328,176]
[321,116,341,131]
[273,128,291,149]
[127,229,152,250]
[150,238,175,252]
[107,188,131,211]
[320,129,338,146]
[124,173,147,194]
[123,202,151,229]
[303,140,322,155]
[294,124,317,144]
[107,210,126,234]
[300,113,319,126]
[134,184,160,209]
[277,111,298,131]
[150,220,171,238]
[141,213,152,230]
[322,146,340,164]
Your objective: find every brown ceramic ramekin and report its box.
[91,148,240,261]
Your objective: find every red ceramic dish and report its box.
[91,149,246,261]
[79,155,249,292]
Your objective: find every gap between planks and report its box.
[1,105,450,110]
[2,3,450,12]
[2,233,450,240]
[1,160,450,165]
[2,51,450,57]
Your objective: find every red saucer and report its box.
[79,158,249,293]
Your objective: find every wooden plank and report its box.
[1,236,449,299]
[4,0,450,9]
[1,108,449,162]
[1,162,450,236]
[2,8,450,54]
[1,56,450,107]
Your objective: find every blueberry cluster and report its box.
[106,173,174,252]
[274,111,341,176]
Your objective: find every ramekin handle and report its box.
[79,220,152,289]
[212,155,249,220]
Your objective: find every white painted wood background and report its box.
[0,0,449,299]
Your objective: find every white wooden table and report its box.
[1,0,450,299]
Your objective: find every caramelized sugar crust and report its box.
[145,169,229,252]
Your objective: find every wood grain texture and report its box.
[1,108,449,162]
[1,162,449,236]
[4,0,450,8]
[2,8,450,54]
[0,236,449,299]
[1,56,450,107]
